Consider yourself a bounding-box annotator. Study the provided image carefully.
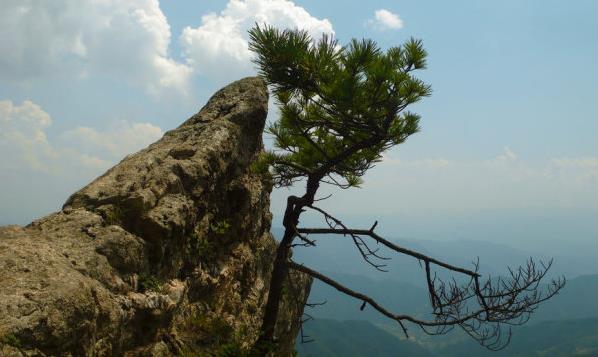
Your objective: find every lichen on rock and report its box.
[0,77,311,356]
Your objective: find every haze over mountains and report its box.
[272,228,598,355]
[296,268,598,355]
[274,226,598,285]
[297,317,598,357]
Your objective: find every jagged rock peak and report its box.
[0,77,311,356]
[62,76,269,278]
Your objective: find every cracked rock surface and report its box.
[0,77,311,356]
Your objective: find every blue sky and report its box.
[1,0,597,255]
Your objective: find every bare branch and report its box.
[289,261,409,338]
[306,205,391,271]
[250,27,564,353]
[298,226,480,277]
[313,193,333,202]
[291,225,316,247]
[292,225,566,350]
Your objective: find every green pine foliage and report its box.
[248,25,431,188]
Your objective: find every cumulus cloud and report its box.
[0,99,163,174]
[0,100,57,171]
[0,0,192,93]
[180,0,334,81]
[0,0,333,91]
[367,9,404,31]
[60,122,163,159]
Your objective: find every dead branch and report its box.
[298,225,479,277]
[289,261,409,337]
[305,205,391,271]
[293,222,565,350]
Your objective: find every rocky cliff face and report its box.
[0,77,311,356]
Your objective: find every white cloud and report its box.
[0,100,57,171]
[549,157,598,182]
[367,9,404,31]
[341,147,598,217]
[0,0,192,94]
[0,99,163,174]
[491,146,518,164]
[551,157,598,169]
[180,0,334,81]
[60,121,163,159]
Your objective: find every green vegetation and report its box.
[0,333,21,348]
[296,318,598,357]
[195,235,214,259]
[187,314,232,341]
[296,319,432,357]
[183,313,247,356]
[249,25,429,189]
[210,220,230,235]
[248,22,433,348]
[215,343,244,357]
[248,23,562,353]
[138,273,161,293]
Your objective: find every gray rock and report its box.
[0,77,311,356]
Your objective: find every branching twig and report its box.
[306,205,391,271]
[292,223,565,350]
[289,261,409,337]
[298,226,480,277]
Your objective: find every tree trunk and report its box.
[253,177,320,354]
[254,225,294,352]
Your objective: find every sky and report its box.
[1,0,597,256]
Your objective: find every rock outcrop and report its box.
[0,77,311,356]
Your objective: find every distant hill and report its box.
[305,272,598,326]
[530,274,598,323]
[282,228,548,287]
[273,227,598,285]
[305,273,430,324]
[282,227,598,355]
[436,318,598,356]
[296,318,598,356]
[295,319,433,357]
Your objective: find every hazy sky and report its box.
[1,0,596,254]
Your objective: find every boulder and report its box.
[0,77,311,356]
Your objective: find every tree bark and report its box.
[253,176,320,353]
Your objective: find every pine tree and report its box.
[248,25,563,354]
[250,26,430,189]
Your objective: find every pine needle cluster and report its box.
[249,25,431,188]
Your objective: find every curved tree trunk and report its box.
[253,177,321,354]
